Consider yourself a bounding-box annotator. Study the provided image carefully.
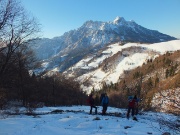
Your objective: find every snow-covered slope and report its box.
[152,88,180,114]
[63,40,180,94]
[0,106,178,135]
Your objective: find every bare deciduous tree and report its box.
[0,0,40,108]
[0,0,40,82]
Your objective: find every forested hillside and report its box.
[94,50,180,114]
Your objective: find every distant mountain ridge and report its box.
[31,17,176,73]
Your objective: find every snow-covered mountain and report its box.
[31,17,176,73]
[63,40,180,94]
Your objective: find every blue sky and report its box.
[21,0,180,39]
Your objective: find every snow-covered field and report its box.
[0,106,179,135]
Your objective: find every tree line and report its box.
[0,0,87,109]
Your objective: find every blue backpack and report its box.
[102,96,109,104]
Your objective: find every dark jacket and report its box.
[101,96,109,105]
[87,95,94,106]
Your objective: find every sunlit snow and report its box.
[0,106,178,135]
[69,40,180,93]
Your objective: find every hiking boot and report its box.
[133,116,138,121]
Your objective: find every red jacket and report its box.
[128,99,137,108]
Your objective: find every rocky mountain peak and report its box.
[113,16,126,25]
[30,17,177,73]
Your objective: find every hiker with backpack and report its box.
[100,93,105,104]
[87,93,97,114]
[101,93,109,115]
[127,95,138,120]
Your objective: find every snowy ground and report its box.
[0,106,179,135]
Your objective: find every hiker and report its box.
[127,95,138,119]
[135,97,140,115]
[101,93,109,115]
[100,93,105,104]
[87,93,97,114]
